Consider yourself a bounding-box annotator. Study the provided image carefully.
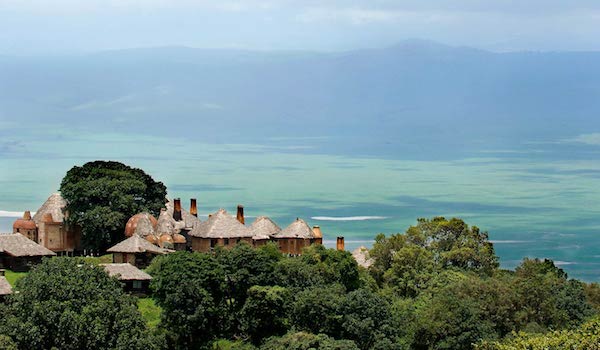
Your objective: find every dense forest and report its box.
[1,217,600,349]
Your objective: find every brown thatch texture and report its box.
[132,214,156,237]
[155,209,177,235]
[273,218,316,239]
[166,199,200,230]
[32,193,66,224]
[189,209,253,239]
[250,216,281,240]
[125,213,158,237]
[0,276,12,295]
[106,235,170,255]
[352,246,374,268]
[101,263,152,281]
[0,233,56,257]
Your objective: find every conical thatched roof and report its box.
[132,214,156,237]
[189,209,253,239]
[166,200,200,230]
[32,193,66,224]
[101,263,152,281]
[250,216,281,240]
[125,213,158,237]
[107,235,170,255]
[155,209,179,235]
[274,218,316,239]
[0,276,12,295]
[0,233,56,257]
[352,246,374,268]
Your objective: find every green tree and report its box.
[241,286,290,344]
[216,243,282,312]
[512,258,593,330]
[0,335,17,350]
[148,251,228,348]
[60,160,167,250]
[300,245,361,291]
[383,244,436,297]
[290,284,346,336]
[0,258,159,350]
[406,217,498,274]
[412,287,496,350]
[260,332,359,350]
[338,289,400,350]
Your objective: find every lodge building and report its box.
[11,194,344,269]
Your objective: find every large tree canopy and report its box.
[0,258,160,350]
[60,160,167,250]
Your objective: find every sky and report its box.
[1,0,600,54]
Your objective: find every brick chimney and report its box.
[173,198,182,221]
[190,198,198,217]
[236,205,245,225]
[336,236,345,251]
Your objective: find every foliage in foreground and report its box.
[144,217,596,350]
[476,317,600,350]
[0,258,161,350]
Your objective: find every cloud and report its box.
[296,7,454,25]
[562,133,600,146]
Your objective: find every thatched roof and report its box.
[101,263,152,281]
[166,200,200,230]
[273,218,316,239]
[155,209,182,235]
[189,209,253,239]
[250,216,281,240]
[0,276,12,295]
[125,213,157,237]
[352,246,374,268]
[0,233,56,257]
[107,235,170,255]
[32,193,66,224]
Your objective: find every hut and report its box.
[31,193,81,254]
[13,211,37,242]
[250,216,281,247]
[271,218,318,255]
[107,235,171,268]
[125,213,158,237]
[188,208,253,252]
[101,263,153,295]
[352,246,373,268]
[0,270,12,301]
[0,233,56,271]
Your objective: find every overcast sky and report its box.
[2,0,600,54]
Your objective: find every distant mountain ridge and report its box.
[2,40,600,159]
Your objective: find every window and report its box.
[210,239,217,248]
[224,238,230,245]
[132,280,142,290]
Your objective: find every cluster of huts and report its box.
[108,198,329,268]
[1,193,362,295]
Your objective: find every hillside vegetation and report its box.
[0,216,597,349]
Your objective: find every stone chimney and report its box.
[190,198,198,217]
[336,236,345,251]
[312,225,322,238]
[173,198,182,221]
[236,205,245,225]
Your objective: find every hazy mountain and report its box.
[2,40,600,159]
